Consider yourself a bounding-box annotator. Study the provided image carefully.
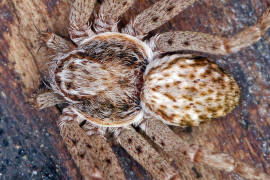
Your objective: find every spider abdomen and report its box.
[142,56,240,126]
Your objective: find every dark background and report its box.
[0,0,270,179]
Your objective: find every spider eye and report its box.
[66,82,72,89]
[131,56,138,62]
[68,65,73,70]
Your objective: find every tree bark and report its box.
[0,0,269,179]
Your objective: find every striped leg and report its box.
[117,127,180,180]
[59,108,103,179]
[44,33,74,52]
[69,0,96,45]
[69,107,179,179]
[60,107,126,180]
[32,91,64,110]
[36,30,73,53]
[140,118,269,180]
[123,0,198,38]
[94,0,134,33]
[152,8,270,55]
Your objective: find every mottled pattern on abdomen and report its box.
[142,57,240,126]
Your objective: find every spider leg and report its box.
[94,0,135,33]
[152,8,270,55]
[69,0,96,45]
[122,0,198,39]
[36,31,73,53]
[43,33,74,52]
[59,107,103,179]
[60,107,126,180]
[117,127,180,180]
[151,31,227,55]
[139,118,269,180]
[32,91,64,109]
[73,108,180,179]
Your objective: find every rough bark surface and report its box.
[0,0,270,179]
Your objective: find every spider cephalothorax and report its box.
[50,32,151,126]
[34,0,270,179]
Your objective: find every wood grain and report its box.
[0,0,269,179]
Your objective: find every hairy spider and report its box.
[33,0,270,179]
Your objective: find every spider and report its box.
[33,0,270,179]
